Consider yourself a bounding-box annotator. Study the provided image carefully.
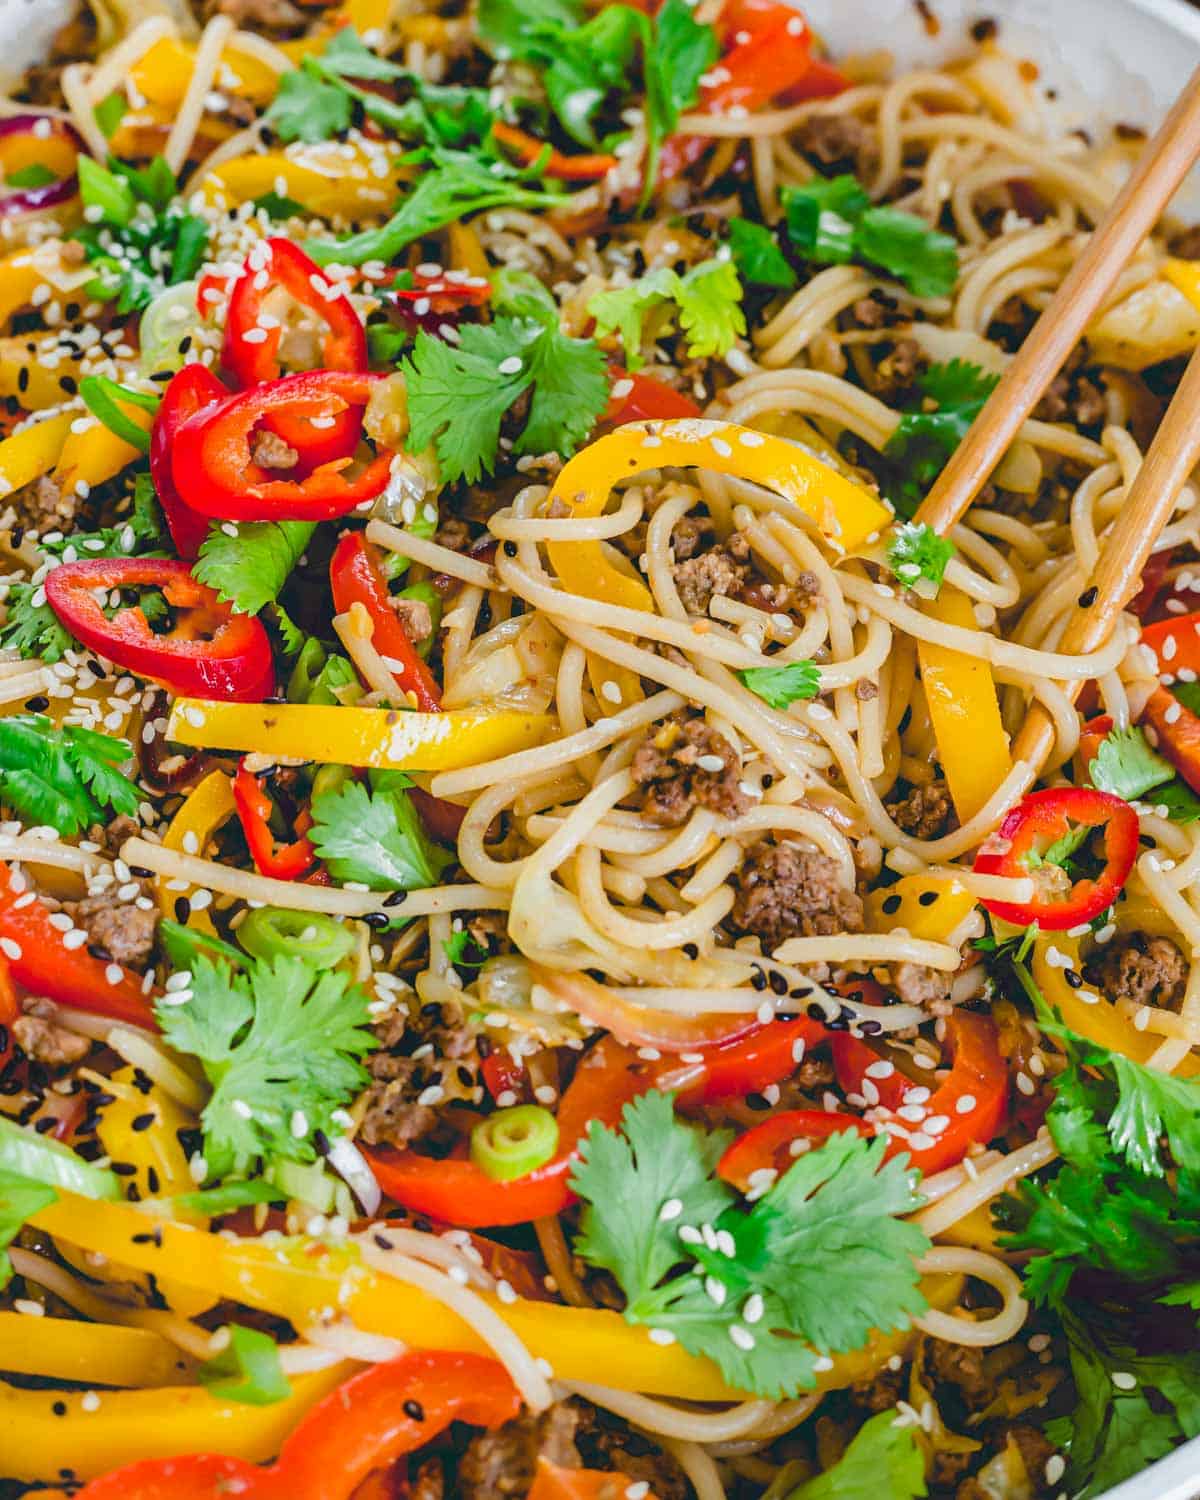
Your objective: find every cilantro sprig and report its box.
[194,520,315,616]
[571,1091,930,1397]
[886,521,955,597]
[1086,721,1200,824]
[728,217,798,290]
[738,660,821,709]
[883,359,998,518]
[155,954,374,1180]
[309,778,451,893]
[588,257,746,369]
[0,715,140,835]
[0,583,74,662]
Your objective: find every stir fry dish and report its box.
[0,1,1199,1496]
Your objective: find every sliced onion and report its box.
[0,114,84,220]
[533,964,760,1052]
[326,1134,382,1218]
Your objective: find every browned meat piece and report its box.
[956,1426,1058,1500]
[855,680,878,701]
[457,1403,581,1499]
[673,531,752,614]
[434,517,471,552]
[1170,224,1200,260]
[66,893,157,970]
[928,1339,994,1408]
[1034,349,1106,427]
[12,1001,90,1067]
[250,430,300,469]
[574,1402,691,1500]
[889,778,956,839]
[358,997,481,1150]
[671,513,712,561]
[893,961,952,1012]
[1085,933,1188,1010]
[204,0,307,31]
[405,1460,444,1500]
[392,594,433,645]
[740,568,822,615]
[873,336,922,397]
[729,841,864,952]
[20,474,76,535]
[466,910,509,954]
[847,290,905,330]
[797,113,880,177]
[849,1360,905,1412]
[631,712,751,828]
[88,815,142,855]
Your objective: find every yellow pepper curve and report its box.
[159,770,238,935]
[0,1312,191,1389]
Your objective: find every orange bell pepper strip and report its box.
[1142,685,1200,793]
[492,121,619,182]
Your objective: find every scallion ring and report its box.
[238,906,357,967]
[470,1105,559,1181]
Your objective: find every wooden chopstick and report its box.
[915,62,1200,537]
[1009,341,1200,780]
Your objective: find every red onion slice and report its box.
[0,114,85,220]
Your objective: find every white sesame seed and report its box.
[659,1198,683,1222]
[1111,1371,1137,1390]
[729,1324,755,1351]
[648,1328,676,1345]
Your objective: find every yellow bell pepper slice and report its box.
[447,220,491,281]
[130,35,281,113]
[2,1364,351,1482]
[545,419,891,614]
[0,413,73,501]
[0,1312,191,1388]
[30,1191,960,1406]
[0,334,87,412]
[167,700,552,771]
[159,770,237,935]
[53,407,154,497]
[1031,935,1199,1077]
[0,244,89,330]
[917,587,1011,825]
[97,1068,200,1206]
[201,143,411,220]
[867,873,977,944]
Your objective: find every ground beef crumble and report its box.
[888,778,957,839]
[359,997,481,1150]
[796,112,880,178]
[673,529,752,613]
[671,523,819,616]
[1084,932,1188,1010]
[12,999,90,1067]
[892,960,953,1012]
[729,841,864,952]
[65,892,157,970]
[632,712,750,827]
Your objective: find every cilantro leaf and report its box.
[198,1324,291,1406]
[0,581,75,662]
[886,521,954,596]
[194,521,315,616]
[782,175,958,297]
[738,660,821,708]
[41,473,166,564]
[1088,725,1175,803]
[443,930,489,968]
[0,1170,56,1288]
[1108,1052,1200,1177]
[478,0,585,56]
[1160,1280,1200,1311]
[786,1411,927,1500]
[155,954,374,1179]
[646,0,719,136]
[884,360,998,518]
[571,1093,930,1398]
[264,65,353,143]
[309,779,452,893]
[588,258,744,369]
[307,149,565,268]
[0,715,139,835]
[728,217,798,290]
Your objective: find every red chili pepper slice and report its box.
[1128,546,1174,620]
[1142,609,1200,682]
[44,558,275,703]
[73,1351,521,1500]
[973,785,1138,931]
[387,267,492,336]
[223,237,368,467]
[492,121,619,181]
[672,1017,824,1106]
[232,762,317,880]
[149,365,226,560]
[481,1049,531,1105]
[1075,714,1114,785]
[0,861,157,1030]
[716,1109,870,1191]
[1142,685,1200,794]
[604,368,703,424]
[329,531,441,710]
[171,371,393,523]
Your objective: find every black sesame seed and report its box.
[768,971,788,995]
[363,911,390,929]
[1064,968,1084,989]
[858,1018,883,1036]
[131,1112,156,1132]
[17,368,29,393]
[313,1129,331,1156]
[34,1115,57,1134]
[146,1166,160,1194]
[750,967,768,991]
[383,890,408,907]
[745,1092,770,1111]
[1078,586,1099,607]
[404,1399,425,1421]
[682,942,698,959]
[882,894,903,915]
[918,891,939,906]
[806,1002,829,1022]
[87,944,114,962]
[789,986,813,999]
[52,1401,67,1417]
[129,866,153,879]
[23,694,48,712]
[413,1215,432,1233]
[111,1161,137,1177]
[374,1232,394,1249]
[174,896,191,923]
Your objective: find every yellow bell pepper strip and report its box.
[916,587,1011,825]
[1,1364,352,1483]
[53,408,154,497]
[1030,934,1200,1077]
[0,412,73,501]
[0,1312,191,1389]
[1163,255,1200,310]
[0,336,86,412]
[1088,271,1200,371]
[0,243,89,330]
[167,700,552,771]
[867,873,977,944]
[447,220,492,281]
[200,143,412,220]
[130,35,281,115]
[544,418,891,614]
[97,1067,200,1205]
[159,771,237,935]
[29,1190,961,1405]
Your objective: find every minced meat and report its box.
[729,841,864,952]
[893,961,952,1012]
[12,1000,90,1067]
[632,712,751,827]
[20,474,76,535]
[846,290,906,330]
[358,997,481,1150]
[457,1403,581,1499]
[66,892,157,970]
[889,778,957,839]
[1170,224,1200,260]
[796,113,880,177]
[392,594,434,645]
[673,530,752,614]
[250,430,300,469]
[1084,932,1188,1011]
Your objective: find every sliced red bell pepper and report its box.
[171,371,393,523]
[0,955,16,1074]
[1128,546,1174,620]
[73,1352,521,1500]
[717,1109,870,1191]
[604,368,703,424]
[223,237,367,467]
[973,786,1138,931]
[149,365,226,560]
[232,762,317,880]
[0,861,157,1029]
[366,1017,826,1227]
[481,1049,531,1105]
[330,531,441,710]
[43,558,275,703]
[492,121,619,181]
[386,267,492,337]
[409,785,467,842]
[1142,610,1200,682]
[1142,685,1200,794]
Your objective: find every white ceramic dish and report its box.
[0,0,1199,1496]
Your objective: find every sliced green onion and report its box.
[238,906,357,967]
[76,155,135,227]
[94,91,128,141]
[198,1324,291,1406]
[471,1105,559,1181]
[138,280,202,378]
[160,917,245,973]
[79,374,160,453]
[171,1179,280,1217]
[0,1117,121,1201]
